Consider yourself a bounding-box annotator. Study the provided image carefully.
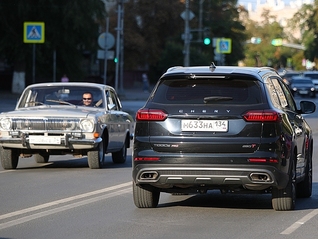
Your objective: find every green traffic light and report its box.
[114,57,118,63]
[204,38,211,45]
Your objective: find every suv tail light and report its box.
[243,110,281,122]
[136,109,168,121]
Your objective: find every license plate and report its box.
[181,120,228,132]
[29,136,61,144]
[299,90,308,94]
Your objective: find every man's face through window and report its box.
[83,93,93,106]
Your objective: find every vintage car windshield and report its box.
[17,86,104,108]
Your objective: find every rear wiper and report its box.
[203,96,233,103]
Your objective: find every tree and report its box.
[121,0,246,82]
[0,0,105,91]
[242,9,299,69]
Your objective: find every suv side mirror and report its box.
[299,101,316,114]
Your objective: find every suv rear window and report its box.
[152,79,263,105]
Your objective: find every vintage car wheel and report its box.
[87,141,105,169]
[0,147,19,169]
[272,158,296,211]
[112,141,127,164]
[34,151,50,163]
[133,181,160,208]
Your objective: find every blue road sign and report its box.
[216,38,232,54]
[24,22,45,43]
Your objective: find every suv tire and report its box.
[272,158,296,211]
[133,182,160,208]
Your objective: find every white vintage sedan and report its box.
[0,82,134,169]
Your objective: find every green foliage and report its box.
[0,0,105,82]
[122,0,246,81]
[0,0,247,85]
[243,9,300,68]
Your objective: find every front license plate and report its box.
[29,136,61,144]
[181,120,228,132]
[299,90,308,94]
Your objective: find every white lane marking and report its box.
[280,209,318,235]
[0,170,15,173]
[0,187,131,230]
[0,181,131,221]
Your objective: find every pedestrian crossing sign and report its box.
[23,22,45,43]
[216,38,232,54]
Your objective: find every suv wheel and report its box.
[0,147,19,169]
[272,158,296,211]
[87,141,105,169]
[297,154,312,198]
[133,181,160,208]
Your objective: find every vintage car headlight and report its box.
[0,118,12,131]
[80,119,95,132]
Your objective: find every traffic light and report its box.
[204,37,211,45]
[114,57,118,63]
[251,37,261,44]
[271,38,283,46]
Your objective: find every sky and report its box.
[238,0,314,8]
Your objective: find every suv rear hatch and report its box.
[138,77,274,154]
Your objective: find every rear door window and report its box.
[152,79,263,105]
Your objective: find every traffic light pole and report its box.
[183,0,190,67]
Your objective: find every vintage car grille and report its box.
[11,118,81,131]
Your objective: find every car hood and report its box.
[0,106,102,118]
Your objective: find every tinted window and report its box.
[303,73,318,79]
[152,79,263,105]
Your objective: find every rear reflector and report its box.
[136,109,168,121]
[134,157,160,161]
[243,110,281,122]
[248,158,278,163]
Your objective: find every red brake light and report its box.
[248,158,278,163]
[136,109,168,121]
[134,157,160,161]
[243,110,281,122]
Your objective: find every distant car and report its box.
[302,71,318,91]
[0,82,134,169]
[132,64,316,211]
[290,76,316,98]
[281,71,301,87]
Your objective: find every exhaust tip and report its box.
[140,171,159,180]
[249,173,272,182]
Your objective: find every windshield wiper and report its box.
[203,96,233,103]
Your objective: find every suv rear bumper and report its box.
[133,164,289,190]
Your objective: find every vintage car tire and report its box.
[87,141,105,169]
[112,141,127,164]
[0,147,19,169]
[271,158,296,211]
[133,181,160,208]
[34,152,50,163]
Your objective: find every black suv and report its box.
[132,64,316,211]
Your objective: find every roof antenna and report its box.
[209,62,216,72]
